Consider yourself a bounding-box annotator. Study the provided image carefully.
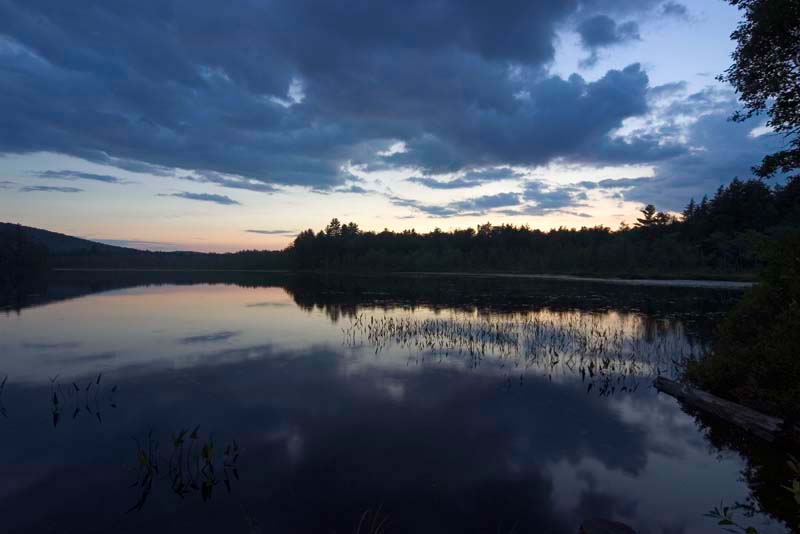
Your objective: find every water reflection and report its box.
[48,373,117,426]
[0,375,7,418]
[0,273,791,533]
[342,309,700,395]
[129,427,241,512]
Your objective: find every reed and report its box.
[130,426,241,512]
[343,310,703,395]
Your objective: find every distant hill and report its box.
[0,222,289,270]
[0,222,139,255]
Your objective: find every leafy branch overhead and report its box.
[722,0,800,178]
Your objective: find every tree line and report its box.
[3,175,799,279]
[288,176,800,277]
[0,224,49,289]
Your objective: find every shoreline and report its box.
[392,271,754,289]
[51,268,754,289]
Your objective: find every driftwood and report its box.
[654,377,787,443]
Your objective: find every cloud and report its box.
[384,64,670,173]
[453,192,521,211]
[578,15,641,48]
[407,176,484,189]
[576,15,641,68]
[19,185,82,193]
[661,2,689,19]
[501,181,590,215]
[572,90,789,210]
[0,1,683,193]
[0,180,15,188]
[180,171,278,193]
[395,178,594,218]
[622,111,787,209]
[575,177,655,189]
[160,192,241,205]
[649,81,687,101]
[408,168,524,189]
[390,192,521,218]
[246,229,296,235]
[33,170,126,184]
[333,184,369,194]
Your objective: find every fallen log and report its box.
[654,376,786,443]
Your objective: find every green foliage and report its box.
[687,232,800,417]
[706,455,800,533]
[721,0,800,178]
[705,503,760,533]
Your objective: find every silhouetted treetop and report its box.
[287,177,800,276]
[722,0,800,177]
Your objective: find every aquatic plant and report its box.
[356,507,390,534]
[129,426,241,512]
[706,455,800,533]
[343,309,701,396]
[48,373,117,427]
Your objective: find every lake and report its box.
[0,272,793,533]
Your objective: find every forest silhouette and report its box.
[2,176,799,279]
[288,177,799,276]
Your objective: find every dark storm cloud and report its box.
[0,0,685,192]
[577,15,641,49]
[160,192,240,206]
[384,63,675,174]
[577,15,640,68]
[33,170,126,184]
[19,185,82,193]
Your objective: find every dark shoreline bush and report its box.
[686,232,800,418]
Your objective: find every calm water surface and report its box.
[0,272,792,533]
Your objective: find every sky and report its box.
[0,0,788,252]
